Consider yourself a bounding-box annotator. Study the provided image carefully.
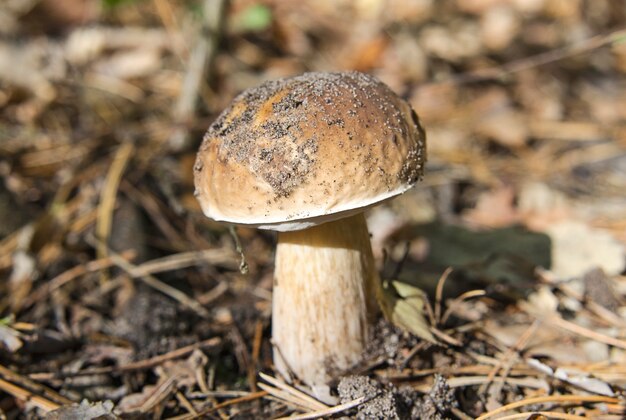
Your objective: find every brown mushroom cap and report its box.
[194,71,426,231]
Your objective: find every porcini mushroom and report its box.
[194,71,426,396]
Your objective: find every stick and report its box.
[96,142,134,284]
[276,396,370,420]
[476,395,620,420]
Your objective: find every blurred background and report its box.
[0,0,625,418]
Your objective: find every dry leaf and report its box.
[378,280,436,343]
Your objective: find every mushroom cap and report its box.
[194,71,426,231]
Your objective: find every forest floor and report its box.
[1,0,625,418]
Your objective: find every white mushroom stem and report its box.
[272,212,379,395]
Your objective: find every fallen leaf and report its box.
[378,279,436,343]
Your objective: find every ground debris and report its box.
[44,399,117,420]
[337,375,408,420]
[583,267,623,313]
[337,374,457,420]
[412,375,457,420]
[0,0,625,418]
[110,287,201,358]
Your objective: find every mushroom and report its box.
[194,71,426,396]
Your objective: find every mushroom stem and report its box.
[272,212,379,394]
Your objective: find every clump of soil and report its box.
[411,374,458,419]
[337,374,457,419]
[338,375,408,419]
[365,318,420,365]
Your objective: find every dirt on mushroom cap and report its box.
[194,71,426,230]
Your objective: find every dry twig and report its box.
[258,372,328,412]
[0,364,72,412]
[476,395,622,420]
[96,142,134,283]
[275,395,370,420]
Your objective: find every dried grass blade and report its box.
[258,372,328,411]
[441,289,486,325]
[276,395,369,420]
[132,249,238,276]
[494,411,589,420]
[257,383,316,413]
[434,267,453,324]
[172,390,268,420]
[547,315,626,350]
[476,395,620,420]
[22,250,135,308]
[96,142,134,283]
[110,251,209,317]
[0,378,60,412]
[0,364,73,412]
